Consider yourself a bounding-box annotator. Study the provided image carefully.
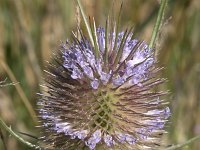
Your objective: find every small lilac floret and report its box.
[76,130,87,140]
[112,76,125,86]
[85,139,96,150]
[104,134,114,147]
[97,28,105,52]
[121,39,138,61]
[85,130,102,150]
[163,107,171,119]
[144,58,154,69]
[131,75,141,85]
[125,134,136,144]
[91,79,99,89]
[125,66,134,77]
[75,51,84,62]
[95,60,103,75]
[126,56,144,67]
[92,130,102,142]
[63,126,71,134]
[41,112,55,120]
[83,66,94,79]
[116,132,126,143]
[41,114,48,119]
[100,72,111,84]
[71,67,83,79]
[43,123,48,127]
[143,119,165,129]
[85,50,96,66]
[70,133,76,139]
[53,122,73,136]
[136,128,148,140]
[145,107,171,119]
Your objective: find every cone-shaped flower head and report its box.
[38,21,170,149]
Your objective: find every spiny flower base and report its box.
[38,27,170,150]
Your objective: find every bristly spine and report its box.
[37,1,170,150]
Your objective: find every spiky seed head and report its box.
[37,20,170,150]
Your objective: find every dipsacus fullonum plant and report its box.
[37,4,170,150]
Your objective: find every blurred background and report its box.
[0,0,200,149]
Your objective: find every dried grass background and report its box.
[0,0,200,149]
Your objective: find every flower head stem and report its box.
[165,135,200,150]
[149,0,168,48]
[0,117,42,150]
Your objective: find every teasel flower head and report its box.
[37,10,170,150]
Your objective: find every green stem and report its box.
[0,118,42,150]
[149,0,168,48]
[165,135,200,150]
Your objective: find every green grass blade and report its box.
[149,0,168,48]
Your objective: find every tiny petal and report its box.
[116,132,126,143]
[91,78,99,89]
[92,130,102,142]
[126,57,144,67]
[112,76,125,86]
[104,134,114,147]
[100,72,111,84]
[76,130,88,140]
[85,50,96,66]
[86,130,102,149]
[83,65,94,79]
[85,139,96,150]
[125,134,136,144]
[71,66,83,79]
[145,107,171,119]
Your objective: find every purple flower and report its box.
[38,23,170,149]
